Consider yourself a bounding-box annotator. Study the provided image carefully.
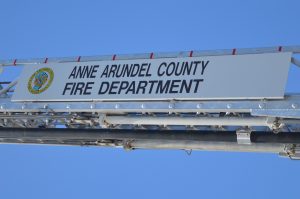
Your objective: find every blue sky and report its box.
[0,0,299,198]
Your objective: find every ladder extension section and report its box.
[0,45,299,159]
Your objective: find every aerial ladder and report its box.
[0,46,300,159]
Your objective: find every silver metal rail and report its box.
[0,94,298,117]
[104,116,270,126]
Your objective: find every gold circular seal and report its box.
[27,67,54,94]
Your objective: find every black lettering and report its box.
[180,79,192,93]
[90,65,99,78]
[182,62,192,75]
[156,80,170,94]
[131,64,139,77]
[101,65,109,78]
[169,80,180,93]
[69,67,77,79]
[118,81,129,94]
[146,63,152,77]
[98,82,109,94]
[126,82,136,94]
[193,61,201,75]
[137,81,148,94]
[124,64,133,77]
[83,82,94,95]
[109,81,120,94]
[82,66,90,78]
[76,66,84,78]
[174,62,184,76]
[201,61,209,75]
[158,62,166,76]
[74,82,85,95]
[193,79,204,93]
[108,65,117,77]
[138,63,147,77]
[115,64,124,78]
[166,62,175,76]
[62,83,73,95]
[148,80,158,93]
[70,82,76,94]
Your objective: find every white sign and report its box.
[12,52,291,102]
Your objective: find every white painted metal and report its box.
[292,57,300,68]
[236,129,252,145]
[130,140,284,153]
[0,80,17,95]
[12,52,291,101]
[104,116,270,127]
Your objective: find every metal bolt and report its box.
[259,104,264,109]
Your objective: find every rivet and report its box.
[169,104,173,109]
[115,104,119,109]
[227,104,232,109]
[292,103,297,109]
[66,104,70,109]
[196,104,202,109]
[259,104,264,109]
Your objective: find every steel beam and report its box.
[0,128,298,156]
[0,128,299,144]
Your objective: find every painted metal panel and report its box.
[12,52,291,101]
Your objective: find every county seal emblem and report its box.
[27,67,54,94]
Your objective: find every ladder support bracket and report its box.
[236,129,252,145]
